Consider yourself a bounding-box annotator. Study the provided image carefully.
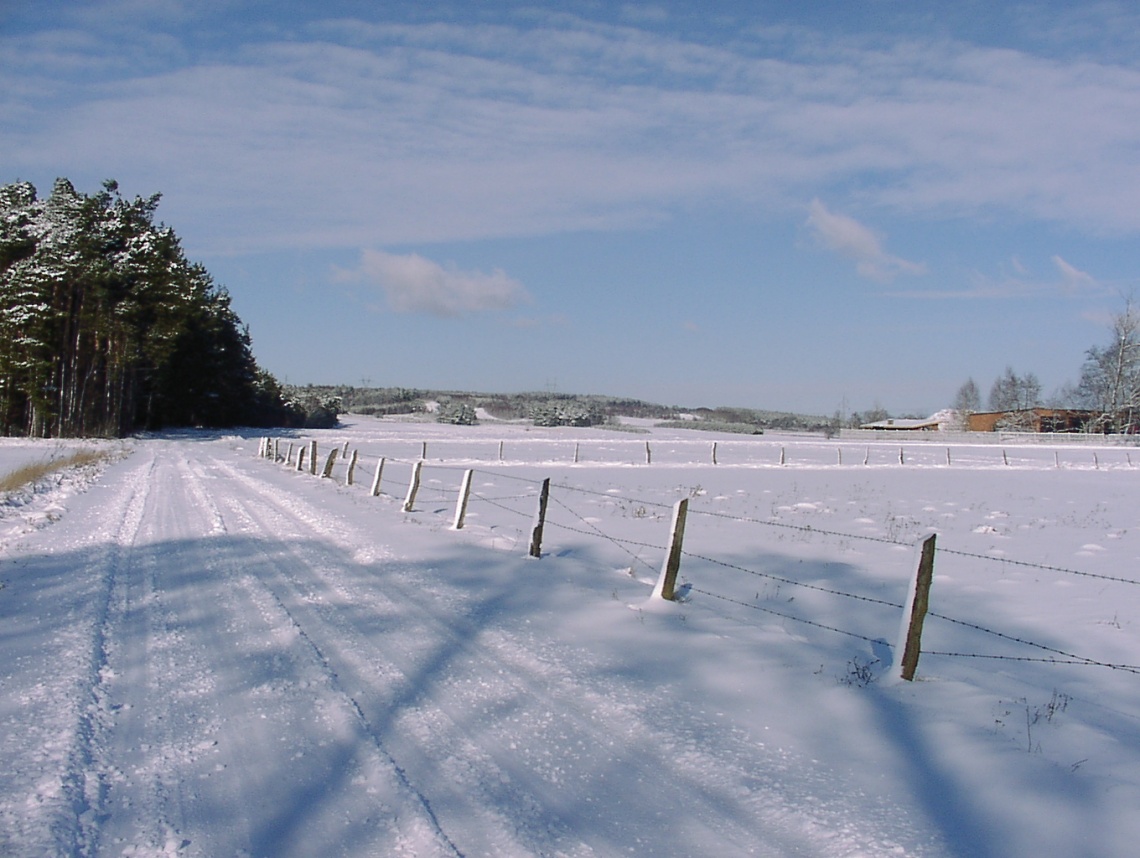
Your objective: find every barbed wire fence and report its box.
[257,437,1140,680]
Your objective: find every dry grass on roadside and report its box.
[0,449,108,494]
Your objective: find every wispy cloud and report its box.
[1052,255,1097,293]
[805,199,924,282]
[890,254,1108,300]
[3,6,1140,252]
[339,250,530,317]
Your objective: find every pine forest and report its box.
[0,178,296,437]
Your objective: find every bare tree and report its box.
[1077,300,1140,433]
[988,367,1041,411]
[951,378,980,428]
[988,367,1042,431]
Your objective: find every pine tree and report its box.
[0,178,293,437]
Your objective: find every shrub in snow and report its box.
[303,405,338,429]
[530,399,605,427]
[436,400,477,425]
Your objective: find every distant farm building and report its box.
[859,417,942,431]
[966,409,1095,433]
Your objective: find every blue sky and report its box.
[3,1,1139,416]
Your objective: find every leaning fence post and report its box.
[499,440,504,461]
[309,440,318,475]
[453,469,474,529]
[296,444,307,472]
[342,440,350,456]
[369,457,386,496]
[897,533,937,681]
[403,460,423,512]
[321,448,339,478]
[652,497,689,601]
[528,478,551,558]
[285,442,294,466]
[345,449,359,485]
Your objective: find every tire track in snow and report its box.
[173,450,462,858]
[45,448,154,857]
[198,470,488,855]
[90,451,233,856]
[205,458,604,856]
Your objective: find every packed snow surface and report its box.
[2,418,1139,857]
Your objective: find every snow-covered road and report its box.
[3,425,1139,856]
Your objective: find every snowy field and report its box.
[1,416,1139,857]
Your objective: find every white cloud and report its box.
[343,250,530,317]
[890,254,1106,300]
[806,199,925,282]
[1052,255,1097,293]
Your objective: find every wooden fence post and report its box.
[345,449,359,485]
[499,440,504,461]
[342,440,350,456]
[309,440,318,475]
[899,447,905,465]
[712,442,718,465]
[574,442,580,464]
[652,498,689,601]
[645,441,652,465]
[837,448,842,465]
[528,478,551,558]
[421,441,428,460]
[285,442,294,467]
[780,447,786,466]
[946,447,951,466]
[370,457,386,497]
[1002,449,1009,466]
[863,447,869,466]
[274,439,280,462]
[453,469,474,529]
[403,460,423,512]
[321,448,339,478]
[296,444,307,472]
[898,534,937,681]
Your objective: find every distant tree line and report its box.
[309,385,847,433]
[0,178,300,437]
[326,388,681,425]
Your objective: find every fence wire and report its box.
[688,587,890,645]
[268,442,1140,675]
